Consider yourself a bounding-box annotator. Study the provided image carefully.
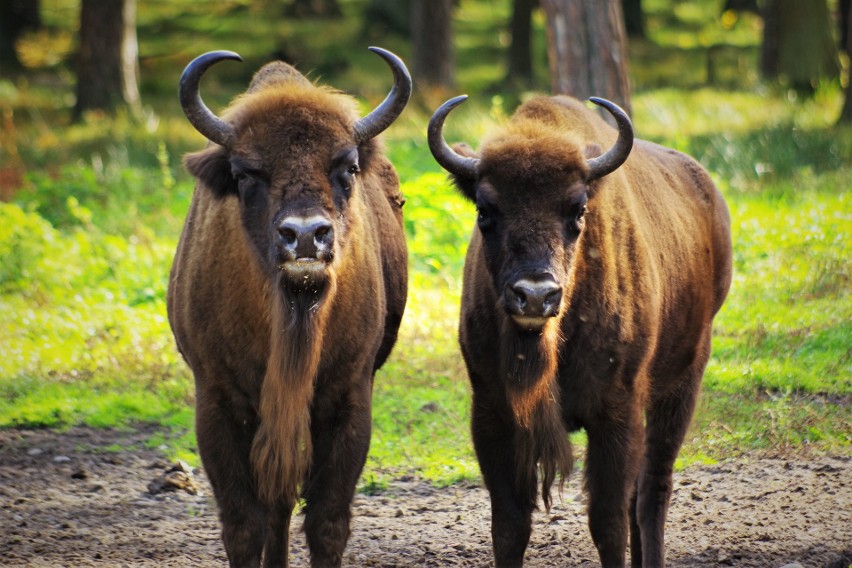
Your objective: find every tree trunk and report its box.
[0,0,41,71]
[363,0,410,36]
[411,0,454,89]
[74,0,140,118]
[541,0,631,116]
[760,0,839,94]
[839,0,852,123]
[285,0,341,18]
[621,0,645,38]
[507,0,537,87]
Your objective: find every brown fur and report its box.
[168,61,407,567]
[445,95,732,567]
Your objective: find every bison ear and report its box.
[583,143,603,160]
[183,146,236,198]
[448,142,478,202]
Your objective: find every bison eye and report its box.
[347,164,360,176]
[476,206,493,230]
[566,204,587,233]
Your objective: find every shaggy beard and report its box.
[499,320,562,428]
[250,269,337,504]
[499,318,573,511]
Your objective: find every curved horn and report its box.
[179,50,242,147]
[427,95,479,181]
[586,97,634,181]
[353,47,412,143]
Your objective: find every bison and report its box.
[168,47,411,567]
[428,94,732,567]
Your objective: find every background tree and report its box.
[411,0,455,89]
[0,0,41,72]
[506,0,538,87]
[74,0,140,119]
[760,0,839,94]
[838,0,852,123]
[621,0,645,38]
[362,0,410,37]
[540,0,631,115]
[285,0,341,18]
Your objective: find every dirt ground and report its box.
[1,427,849,567]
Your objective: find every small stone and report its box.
[53,455,71,463]
[26,448,44,456]
[147,462,202,495]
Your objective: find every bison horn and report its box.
[427,95,480,181]
[179,50,242,148]
[585,97,634,182]
[353,47,412,143]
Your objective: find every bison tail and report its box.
[250,291,328,505]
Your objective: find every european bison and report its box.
[428,95,732,567]
[168,47,411,567]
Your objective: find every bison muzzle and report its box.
[428,94,732,567]
[168,47,411,567]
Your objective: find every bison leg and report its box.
[585,406,644,568]
[471,382,537,567]
[263,500,295,568]
[195,388,269,568]
[302,376,373,567]
[633,348,707,568]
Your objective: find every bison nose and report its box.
[277,216,335,260]
[505,279,563,319]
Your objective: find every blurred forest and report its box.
[0,0,849,478]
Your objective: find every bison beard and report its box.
[500,320,573,510]
[251,269,337,504]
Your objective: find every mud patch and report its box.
[1,427,849,567]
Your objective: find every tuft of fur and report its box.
[499,320,573,510]
[250,271,337,504]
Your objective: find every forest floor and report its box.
[1,426,850,567]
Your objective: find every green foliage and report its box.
[0,0,849,489]
[401,172,471,282]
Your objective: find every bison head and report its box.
[179,48,410,308]
[428,95,633,334]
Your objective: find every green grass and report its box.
[1,0,850,488]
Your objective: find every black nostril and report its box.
[279,226,298,246]
[543,288,562,316]
[505,285,527,315]
[313,223,333,246]
[511,287,527,309]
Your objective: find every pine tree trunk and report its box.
[839,1,852,123]
[507,0,536,87]
[541,0,631,116]
[0,0,41,71]
[285,0,341,18]
[74,0,140,118]
[411,0,455,89]
[761,0,839,94]
[622,0,645,38]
